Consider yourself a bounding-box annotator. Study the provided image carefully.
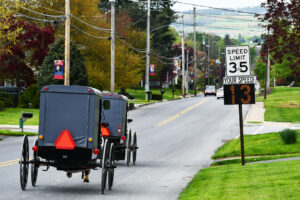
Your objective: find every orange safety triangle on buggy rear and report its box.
[101,126,110,137]
[54,130,76,150]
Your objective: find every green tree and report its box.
[0,0,23,54]
[37,39,88,88]
[257,0,300,83]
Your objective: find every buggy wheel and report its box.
[20,136,29,191]
[132,132,137,165]
[101,139,109,194]
[31,139,39,187]
[108,143,115,190]
[126,130,132,167]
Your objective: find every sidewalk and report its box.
[244,101,300,135]
[0,125,38,133]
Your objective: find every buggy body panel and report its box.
[38,85,102,164]
[102,93,128,138]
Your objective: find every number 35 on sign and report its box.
[226,46,250,76]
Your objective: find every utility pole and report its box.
[110,0,115,93]
[64,0,70,86]
[264,30,269,99]
[267,51,270,88]
[181,15,185,97]
[145,0,151,100]
[207,36,210,85]
[219,45,222,87]
[186,49,189,94]
[193,7,197,96]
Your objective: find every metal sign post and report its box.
[224,45,255,166]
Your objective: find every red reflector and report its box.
[32,145,38,152]
[121,136,126,140]
[109,93,112,96]
[114,94,117,97]
[44,87,48,90]
[54,130,76,150]
[88,89,92,93]
[119,96,121,98]
[93,149,99,155]
[101,126,110,137]
[104,94,107,96]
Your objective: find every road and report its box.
[0,95,250,200]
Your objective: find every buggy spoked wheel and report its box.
[108,143,115,190]
[126,130,132,167]
[101,139,109,194]
[132,132,137,165]
[20,136,29,191]
[31,139,39,187]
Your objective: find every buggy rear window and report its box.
[103,100,110,110]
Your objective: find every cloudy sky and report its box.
[172,0,265,11]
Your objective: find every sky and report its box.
[172,0,265,11]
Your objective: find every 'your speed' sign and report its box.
[226,46,250,76]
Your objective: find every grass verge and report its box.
[212,153,300,166]
[179,160,300,200]
[117,88,197,104]
[0,108,39,125]
[212,131,300,159]
[0,130,37,136]
[261,87,300,123]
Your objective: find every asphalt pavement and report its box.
[0,95,284,200]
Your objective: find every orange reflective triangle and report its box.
[101,126,110,137]
[54,130,76,150]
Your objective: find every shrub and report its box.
[0,100,6,111]
[280,129,297,144]
[18,84,40,109]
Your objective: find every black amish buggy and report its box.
[101,92,138,167]
[19,85,116,194]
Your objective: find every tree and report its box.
[0,18,55,95]
[0,1,24,54]
[38,39,88,88]
[99,0,177,78]
[29,0,145,90]
[256,0,300,83]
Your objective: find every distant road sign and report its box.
[226,46,250,76]
[223,75,256,85]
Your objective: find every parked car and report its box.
[216,87,224,99]
[204,85,216,96]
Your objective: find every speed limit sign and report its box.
[226,46,250,76]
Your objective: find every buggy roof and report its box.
[41,85,102,96]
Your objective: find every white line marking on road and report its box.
[155,99,208,127]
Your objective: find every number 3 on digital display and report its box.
[240,85,251,104]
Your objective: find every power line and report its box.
[71,24,109,39]
[140,0,262,15]
[116,35,147,53]
[28,3,65,14]
[70,14,111,32]
[180,12,262,22]
[19,5,65,18]
[173,21,263,29]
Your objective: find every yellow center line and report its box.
[0,157,32,168]
[155,99,208,127]
[0,161,19,167]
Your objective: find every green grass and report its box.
[212,131,300,159]
[179,160,300,200]
[212,153,300,166]
[118,88,191,104]
[263,87,300,123]
[0,130,37,136]
[0,108,39,125]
